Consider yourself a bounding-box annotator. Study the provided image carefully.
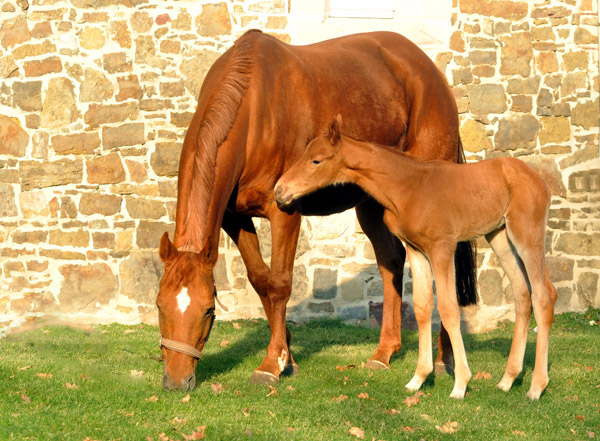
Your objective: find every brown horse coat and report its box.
[157,30,474,390]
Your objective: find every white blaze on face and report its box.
[176,286,191,315]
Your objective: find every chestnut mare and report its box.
[156,29,477,391]
[275,116,558,399]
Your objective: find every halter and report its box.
[159,284,223,360]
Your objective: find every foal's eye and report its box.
[312,160,321,165]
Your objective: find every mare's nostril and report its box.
[185,373,196,391]
[274,185,284,200]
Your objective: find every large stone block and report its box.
[197,3,232,37]
[136,220,174,249]
[576,272,598,309]
[50,132,101,155]
[0,115,28,156]
[115,75,142,101]
[86,153,126,184]
[84,103,138,128]
[180,50,221,98]
[58,263,117,312]
[79,192,122,215]
[313,268,337,300]
[19,189,49,217]
[568,169,600,193]
[102,123,144,149]
[12,81,42,111]
[539,117,570,145]
[469,84,507,114]
[0,184,17,217]
[119,251,162,304]
[125,196,166,219]
[150,142,181,177]
[23,56,62,77]
[500,32,533,77]
[458,0,528,20]
[555,233,600,256]
[571,99,599,130]
[80,68,114,102]
[493,115,539,151]
[478,269,504,306]
[49,229,90,247]
[460,118,491,152]
[40,77,77,128]
[0,15,30,49]
[20,158,83,191]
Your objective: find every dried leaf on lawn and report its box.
[219,340,230,347]
[211,382,224,394]
[266,385,278,397]
[436,421,459,434]
[182,426,206,440]
[512,430,526,435]
[21,392,31,404]
[336,364,356,371]
[36,373,53,379]
[402,426,417,432]
[172,417,186,425]
[181,393,191,403]
[123,329,136,334]
[18,366,32,371]
[146,395,159,402]
[65,382,78,389]
[332,394,348,402]
[233,322,242,329]
[404,391,425,407]
[349,427,365,438]
[386,408,401,415]
[473,371,492,380]
[130,369,144,377]
[358,392,369,400]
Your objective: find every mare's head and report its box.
[275,115,348,207]
[157,232,216,391]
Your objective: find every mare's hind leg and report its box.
[356,200,405,369]
[485,228,532,392]
[429,242,472,399]
[222,211,299,384]
[505,219,557,399]
[404,245,435,391]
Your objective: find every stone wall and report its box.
[0,0,598,335]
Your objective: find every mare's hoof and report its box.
[435,360,454,375]
[282,363,299,377]
[366,359,390,370]
[249,370,279,385]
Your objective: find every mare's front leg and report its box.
[404,245,435,391]
[429,243,472,399]
[222,212,298,382]
[249,205,301,384]
[356,200,405,369]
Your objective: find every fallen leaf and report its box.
[242,407,251,417]
[512,430,526,435]
[332,394,348,402]
[286,427,295,432]
[404,391,425,407]
[386,409,401,415]
[421,414,431,421]
[158,433,170,441]
[566,395,579,401]
[349,427,365,438]
[118,409,133,417]
[473,371,492,380]
[336,364,356,372]
[123,329,136,334]
[18,366,32,371]
[286,386,296,392]
[182,426,206,440]
[436,421,459,434]
[65,382,78,389]
[211,382,224,394]
[245,428,252,437]
[266,385,278,397]
[36,373,53,379]
[146,395,159,402]
[358,392,369,400]
[181,394,191,403]
[172,416,186,424]
[219,340,230,347]
[401,426,417,432]
[588,431,595,439]
[233,322,242,329]
[576,415,585,421]
[21,392,31,404]
[130,370,144,377]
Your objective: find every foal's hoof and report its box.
[249,370,279,385]
[366,359,390,370]
[282,363,299,377]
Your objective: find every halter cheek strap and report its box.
[160,335,204,359]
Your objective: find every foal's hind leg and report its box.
[486,228,531,392]
[404,245,435,391]
[506,218,557,399]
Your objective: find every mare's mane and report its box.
[182,33,255,251]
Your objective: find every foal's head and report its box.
[275,115,348,207]
[157,233,216,391]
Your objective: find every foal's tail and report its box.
[455,136,478,306]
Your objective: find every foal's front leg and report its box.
[404,245,435,391]
[430,244,472,399]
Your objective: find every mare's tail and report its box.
[455,136,478,306]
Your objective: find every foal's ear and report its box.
[159,232,178,263]
[328,114,342,145]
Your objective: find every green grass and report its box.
[1,311,598,441]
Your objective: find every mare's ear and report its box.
[159,232,178,263]
[328,114,342,145]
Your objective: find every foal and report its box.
[275,116,558,400]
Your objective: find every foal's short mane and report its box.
[182,33,255,251]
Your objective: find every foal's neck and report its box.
[340,137,429,211]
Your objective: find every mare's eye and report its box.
[312,160,321,165]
